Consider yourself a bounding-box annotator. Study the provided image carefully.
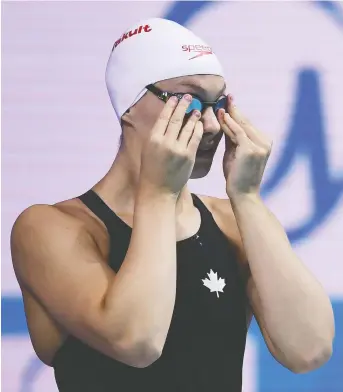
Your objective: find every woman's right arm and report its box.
[11,195,177,368]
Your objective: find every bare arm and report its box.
[231,194,335,373]
[12,95,203,368]
[11,193,177,368]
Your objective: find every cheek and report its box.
[133,99,165,138]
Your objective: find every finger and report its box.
[165,94,193,140]
[187,121,204,154]
[217,109,236,142]
[224,133,234,152]
[229,100,270,147]
[223,108,264,154]
[223,113,251,146]
[152,96,179,136]
[178,110,201,146]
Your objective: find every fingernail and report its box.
[193,110,201,118]
[229,94,234,102]
[170,96,178,103]
[184,94,192,102]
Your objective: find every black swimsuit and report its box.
[53,190,248,391]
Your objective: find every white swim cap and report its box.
[105,18,225,119]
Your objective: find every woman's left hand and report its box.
[217,95,273,200]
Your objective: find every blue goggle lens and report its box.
[214,97,227,112]
[185,96,227,114]
[186,98,203,114]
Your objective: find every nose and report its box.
[201,106,221,135]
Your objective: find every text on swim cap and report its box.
[112,25,152,50]
[182,44,213,60]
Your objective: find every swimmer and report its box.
[11,18,334,392]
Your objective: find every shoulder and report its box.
[12,200,87,239]
[196,194,248,266]
[11,203,80,259]
[197,195,234,217]
[196,194,237,237]
[11,199,106,268]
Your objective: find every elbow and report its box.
[112,335,163,368]
[287,341,333,374]
[128,341,163,368]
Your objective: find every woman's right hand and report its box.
[139,94,203,197]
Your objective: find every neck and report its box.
[93,147,193,215]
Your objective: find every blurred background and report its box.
[1,1,343,391]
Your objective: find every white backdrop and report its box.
[2,1,343,391]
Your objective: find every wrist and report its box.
[137,185,178,207]
[229,192,262,210]
[135,190,177,226]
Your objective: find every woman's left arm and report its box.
[232,194,335,373]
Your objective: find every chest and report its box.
[173,233,246,334]
[108,225,246,337]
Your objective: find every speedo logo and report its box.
[182,44,214,60]
[113,24,152,50]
